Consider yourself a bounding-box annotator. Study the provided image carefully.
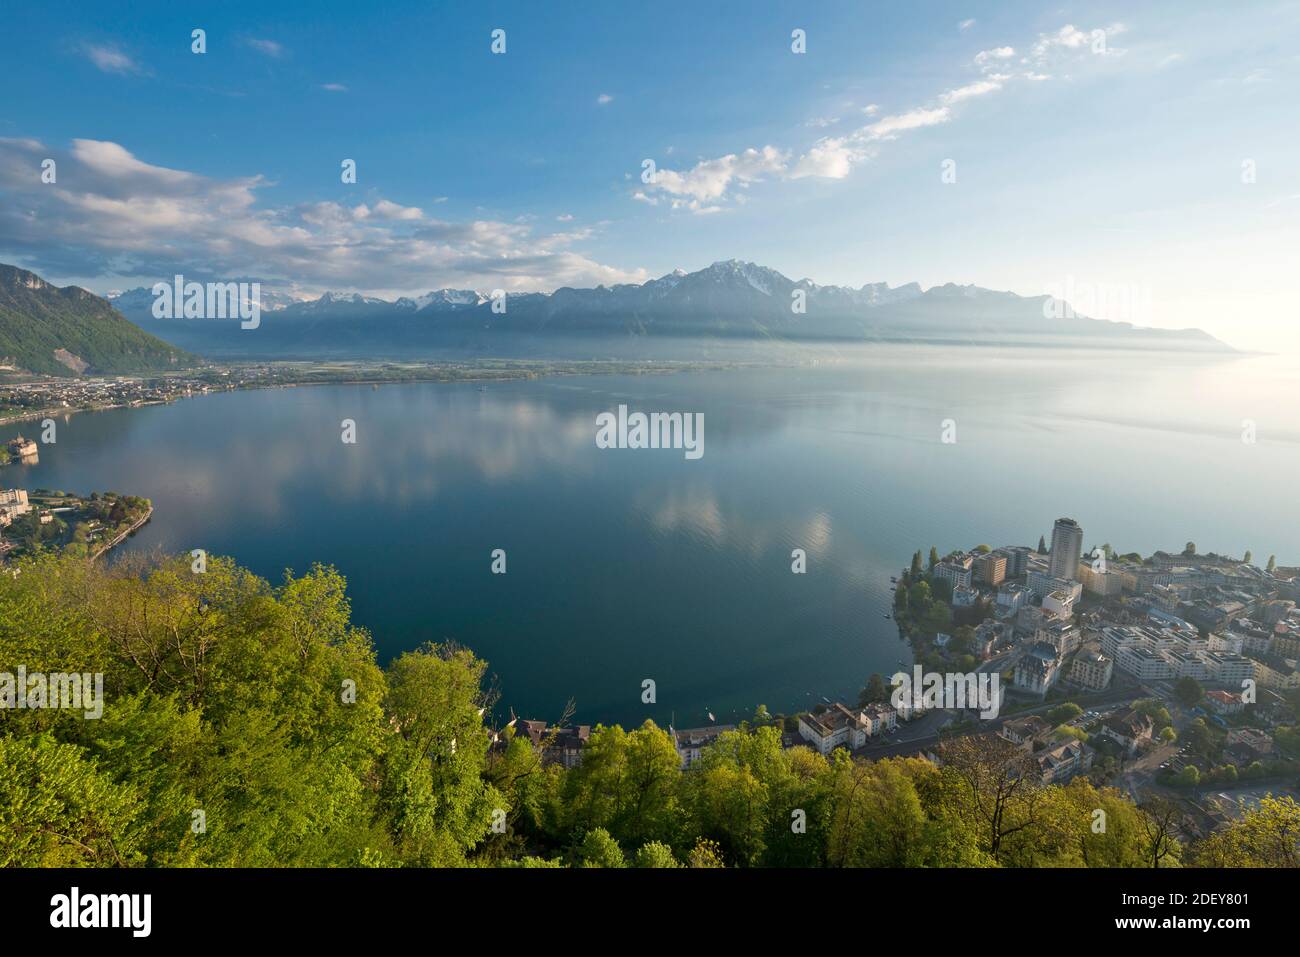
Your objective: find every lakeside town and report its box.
[0,435,152,564]
[0,358,756,427]
[507,518,1300,844]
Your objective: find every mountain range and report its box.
[108,260,1231,359]
[0,260,1232,375]
[0,264,194,376]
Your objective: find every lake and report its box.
[10,345,1300,728]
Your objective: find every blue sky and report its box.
[1,0,1298,350]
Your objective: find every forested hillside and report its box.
[0,552,1294,868]
[0,264,194,376]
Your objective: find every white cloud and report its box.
[597,93,613,105]
[959,19,976,31]
[806,115,841,128]
[72,139,194,186]
[974,46,1015,68]
[790,140,859,179]
[645,146,788,206]
[0,136,645,294]
[939,79,1003,105]
[321,83,348,92]
[82,43,143,75]
[556,213,574,221]
[1030,23,1126,63]
[636,21,1136,202]
[246,38,285,58]
[860,106,952,140]
[351,199,425,221]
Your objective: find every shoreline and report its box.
[90,505,153,561]
[0,357,777,429]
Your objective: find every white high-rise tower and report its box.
[1049,517,1083,581]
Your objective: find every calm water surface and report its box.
[12,345,1300,727]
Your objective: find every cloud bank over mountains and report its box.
[0,136,647,298]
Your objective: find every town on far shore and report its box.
[510,518,1300,844]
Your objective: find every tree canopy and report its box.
[0,551,1291,869]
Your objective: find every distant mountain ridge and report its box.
[0,264,195,376]
[103,259,1231,358]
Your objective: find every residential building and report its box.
[1041,589,1077,621]
[1068,650,1114,692]
[1034,739,1094,784]
[672,725,736,769]
[999,715,1051,748]
[514,719,591,768]
[1202,651,1255,686]
[1048,518,1084,581]
[859,703,898,736]
[1204,690,1245,715]
[996,583,1030,618]
[934,560,973,591]
[974,620,1012,658]
[1225,728,1273,755]
[797,702,894,754]
[1079,561,1124,598]
[0,489,32,528]
[1013,642,1061,697]
[1036,617,1081,657]
[975,551,1007,587]
[999,545,1033,578]
[1247,654,1300,690]
[1099,709,1155,756]
[1027,569,1082,602]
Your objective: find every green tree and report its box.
[633,841,680,868]
[1174,676,1204,708]
[1137,796,1184,868]
[560,720,681,849]
[1183,718,1217,760]
[1191,795,1300,867]
[573,827,626,867]
[1046,702,1083,725]
[687,837,726,868]
[0,734,143,866]
[859,673,889,707]
[825,757,926,867]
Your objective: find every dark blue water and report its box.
[10,345,1299,727]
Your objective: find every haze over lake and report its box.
[14,345,1300,728]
